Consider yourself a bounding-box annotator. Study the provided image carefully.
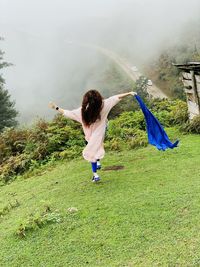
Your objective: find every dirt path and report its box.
[66,41,167,99]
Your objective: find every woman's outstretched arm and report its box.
[48,102,65,115]
[48,102,82,123]
[117,91,137,99]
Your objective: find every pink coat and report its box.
[64,95,121,162]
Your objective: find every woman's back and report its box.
[63,95,121,142]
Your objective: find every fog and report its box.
[0,0,200,123]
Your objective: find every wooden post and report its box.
[173,62,200,120]
[191,70,200,113]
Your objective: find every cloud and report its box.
[0,0,200,122]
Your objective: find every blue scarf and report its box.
[135,95,179,151]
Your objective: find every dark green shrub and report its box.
[148,98,188,126]
[106,120,123,140]
[0,127,29,164]
[169,101,188,125]
[107,111,145,141]
[26,119,49,161]
[0,154,32,183]
[134,76,149,99]
[0,115,85,183]
[47,125,82,153]
[118,111,145,130]
[59,146,82,160]
[105,137,122,151]
[152,111,171,127]
[126,129,148,149]
[128,136,148,149]
[181,115,200,134]
[0,98,191,184]
[47,115,84,154]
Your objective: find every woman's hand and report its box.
[48,101,57,110]
[130,91,137,96]
[48,102,65,115]
[117,91,137,99]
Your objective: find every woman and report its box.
[49,90,137,182]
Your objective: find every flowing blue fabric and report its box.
[134,95,179,151]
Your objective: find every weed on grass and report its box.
[0,199,20,218]
[16,205,62,238]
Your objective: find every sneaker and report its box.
[92,175,100,182]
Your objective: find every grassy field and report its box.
[0,132,200,267]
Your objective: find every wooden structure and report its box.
[174,62,200,120]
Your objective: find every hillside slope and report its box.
[0,132,200,266]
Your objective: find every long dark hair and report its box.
[81,90,103,127]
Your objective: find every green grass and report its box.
[0,133,200,267]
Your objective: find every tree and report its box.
[134,76,149,100]
[0,38,18,132]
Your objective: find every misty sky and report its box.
[0,0,200,123]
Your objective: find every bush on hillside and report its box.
[105,137,122,151]
[0,127,29,164]
[105,112,147,151]
[0,115,84,183]
[107,111,146,139]
[0,99,190,183]
[169,100,188,125]
[148,98,188,126]
[181,115,200,134]
[127,134,148,149]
